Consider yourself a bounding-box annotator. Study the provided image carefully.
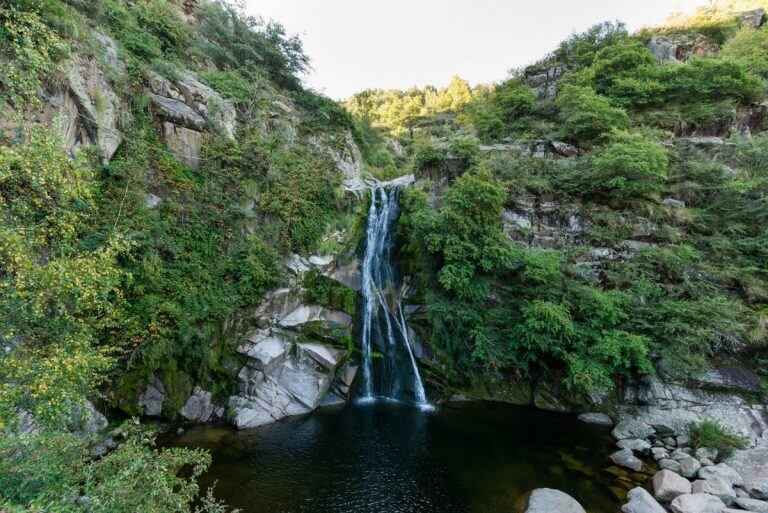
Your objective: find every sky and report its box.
[243,0,709,99]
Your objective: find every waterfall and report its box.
[358,186,431,409]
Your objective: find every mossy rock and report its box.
[159,367,194,420]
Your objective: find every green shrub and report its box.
[552,21,630,68]
[130,0,189,55]
[490,80,536,123]
[556,84,629,143]
[0,5,68,105]
[721,25,768,76]
[589,131,668,200]
[686,420,749,456]
[412,141,445,170]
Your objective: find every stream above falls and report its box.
[166,401,628,513]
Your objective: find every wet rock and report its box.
[613,419,655,440]
[179,386,214,423]
[611,448,644,471]
[622,486,667,513]
[670,493,726,513]
[699,464,744,487]
[692,477,736,506]
[524,488,586,513]
[578,412,613,426]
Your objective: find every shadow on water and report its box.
[167,401,625,513]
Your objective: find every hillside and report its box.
[1,0,768,512]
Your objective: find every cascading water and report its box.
[358,186,431,408]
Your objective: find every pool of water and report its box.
[167,401,634,513]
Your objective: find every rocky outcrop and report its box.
[179,386,215,423]
[647,35,717,65]
[148,71,235,169]
[739,8,766,29]
[138,376,166,417]
[1,32,125,163]
[727,436,768,500]
[523,488,586,513]
[522,65,569,101]
[228,251,358,429]
[619,375,768,442]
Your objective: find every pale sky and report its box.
[243,0,708,99]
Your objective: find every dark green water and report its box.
[168,401,630,513]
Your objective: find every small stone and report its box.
[671,448,693,459]
[678,456,702,479]
[699,464,744,487]
[90,444,108,459]
[622,486,667,513]
[611,448,644,472]
[618,439,652,452]
[664,437,677,447]
[701,457,715,467]
[676,435,691,447]
[652,447,670,461]
[176,427,184,435]
[692,477,737,506]
[670,493,727,513]
[654,470,693,503]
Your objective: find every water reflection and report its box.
[169,402,625,513]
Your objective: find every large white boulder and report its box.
[524,488,586,513]
[622,487,667,513]
[654,470,692,503]
[670,493,726,513]
[692,477,736,506]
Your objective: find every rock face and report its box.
[521,65,568,101]
[0,31,127,163]
[148,71,236,169]
[647,34,717,64]
[228,267,354,429]
[623,487,667,513]
[613,418,656,440]
[619,376,768,442]
[524,488,586,513]
[654,470,692,503]
[727,437,768,499]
